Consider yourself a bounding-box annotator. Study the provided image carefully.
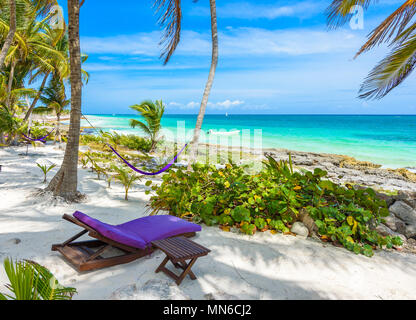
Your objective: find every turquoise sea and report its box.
[81,114,416,169]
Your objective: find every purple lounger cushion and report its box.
[73,211,201,249]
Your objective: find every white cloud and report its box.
[186,101,200,109]
[190,1,323,20]
[81,27,364,58]
[209,100,245,109]
[168,102,182,107]
[81,31,160,56]
[98,56,116,61]
[216,28,363,56]
[165,100,245,110]
[84,63,197,72]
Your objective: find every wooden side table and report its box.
[152,236,211,286]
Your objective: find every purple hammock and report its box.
[81,113,188,176]
[22,128,55,142]
[107,143,188,176]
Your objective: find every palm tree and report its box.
[129,100,165,152]
[112,165,142,201]
[327,0,416,99]
[102,130,122,151]
[187,0,218,170]
[23,28,74,122]
[0,0,67,114]
[0,64,36,145]
[0,0,16,68]
[0,67,37,115]
[47,0,184,201]
[33,75,69,143]
[46,0,82,201]
[0,105,15,141]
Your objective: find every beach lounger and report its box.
[52,211,202,272]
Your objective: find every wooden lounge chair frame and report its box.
[51,214,196,272]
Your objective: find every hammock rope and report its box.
[107,143,187,176]
[81,113,187,176]
[22,128,55,142]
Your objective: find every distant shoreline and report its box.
[37,113,416,170]
[77,114,416,169]
[85,113,416,116]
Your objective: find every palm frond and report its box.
[326,0,374,29]
[129,119,152,135]
[394,21,416,44]
[29,260,76,300]
[153,0,182,64]
[1,258,76,301]
[355,0,416,57]
[359,33,416,99]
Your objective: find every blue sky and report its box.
[59,0,416,115]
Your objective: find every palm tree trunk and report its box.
[56,113,61,144]
[187,0,218,170]
[24,71,51,122]
[6,60,16,109]
[0,0,16,69]
[46,0,83,201]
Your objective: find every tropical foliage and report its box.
[149,156,403,257]
[33,75,69,143]
[0,0,70,143]
[37,162,56,183]
[47,0,184,200]
[129,100,165,152]
[327,0,416,99]
[0,258,76,300]
[80,133,152,153]
[112,165,142,201]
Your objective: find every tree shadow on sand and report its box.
[2,224,416,300]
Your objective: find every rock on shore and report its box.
[264,149,416,253]
[265,148,416,192]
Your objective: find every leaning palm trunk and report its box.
[187,0,218,170]
[56,113,61,144]
[0,0,16,69]
[6,60,16,109]
[24,71,51,122]
[46,0,82,201]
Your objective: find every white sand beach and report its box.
[1,144,416,300]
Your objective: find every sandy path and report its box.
[0,145,415,300]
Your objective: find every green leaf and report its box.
[231,206,251,223]
[241,223,256,235]
[319,180,334,191]
[145,180,152,187]
[1,258,76,300]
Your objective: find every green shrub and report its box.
[79,134,104,145]
[149,157,403,257]
[119,134,152,152]
[80,133,151,153]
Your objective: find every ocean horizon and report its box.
[80,114,416,169]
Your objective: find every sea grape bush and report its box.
[149,156,403,257]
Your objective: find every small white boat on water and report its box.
[207,129,240,136]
